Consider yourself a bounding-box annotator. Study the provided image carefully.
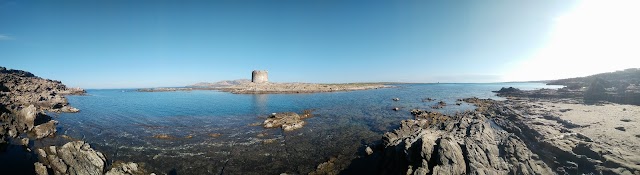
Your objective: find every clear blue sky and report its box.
[0,0,590,88]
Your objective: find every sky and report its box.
[1,0,639,89]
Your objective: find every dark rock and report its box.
[0,66,36,77]
[559,109,572,112]
[392,98,400,101]
[422,98,435,102]
[0,83,9,92]
[392,107,400,111]
[431,101,447,109]
[492,87,522,94]
[584,78,609,103]
[614,127,626,131]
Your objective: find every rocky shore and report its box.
[319,85,640,174]
[0,66,147,175]
[138,80,389,94]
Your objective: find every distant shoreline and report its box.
[137,82,391,94]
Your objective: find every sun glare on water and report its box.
[505,0,640,81]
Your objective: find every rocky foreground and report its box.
[0,66,147,175]
[319,94,640,174]
[138,80,389,94]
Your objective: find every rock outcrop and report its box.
[1,66,85,144]
[36,141,107,175]
[263,111,313,131]
[380,108,552,175]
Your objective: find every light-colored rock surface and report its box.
[365,146,373,155]
[106,162,146,175]
[264,112,308,131]
[30,120,57,139]
[34,162,48,175]
[18,105,37,130]
[527,99,640,173]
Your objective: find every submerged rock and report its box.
[106,162,146,175]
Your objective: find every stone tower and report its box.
[252,70,268,83]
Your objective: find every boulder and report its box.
[18,105,38,130]
[30,120,57,139]
[37,141,107,175]
[34,162,48,175]
[365,146,373,156]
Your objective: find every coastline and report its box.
[4,65,640,174]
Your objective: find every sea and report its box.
[46,83,562,174]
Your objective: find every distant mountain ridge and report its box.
[547,68,640,88]
[188,79,251,88]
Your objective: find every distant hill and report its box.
[547,68,640,88]
[188,79,251,88]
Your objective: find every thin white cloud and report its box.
[0,34,12,40]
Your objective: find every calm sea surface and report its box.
[48,83,561,174]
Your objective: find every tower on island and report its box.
[251,70,268,83]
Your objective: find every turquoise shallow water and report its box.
[50,83,561,174]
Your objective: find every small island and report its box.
[138,70,390,94]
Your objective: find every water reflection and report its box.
[252,94,269,115]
